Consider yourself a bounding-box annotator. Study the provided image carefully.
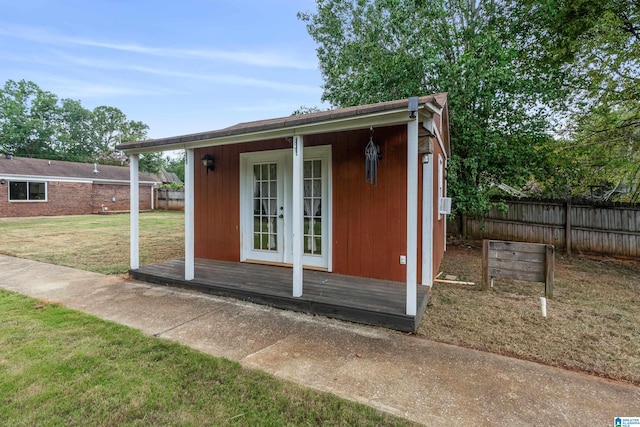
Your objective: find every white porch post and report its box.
[184,149,195,280]
[406,118,419,315]
[292,135,304,297]
[422,154,434,286]
[129,154,139,270]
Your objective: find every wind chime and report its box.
[365,126,381,185]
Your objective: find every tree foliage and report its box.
[299,0,569,215]
[291,105,324,116]
[0,79,161,173]
[530,0,640,201]
[165,151,186,182]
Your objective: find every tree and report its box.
[90,106,148,155]
[137,152,164,175]
[90,105,159,171]
[299,0,569,215]
[531,0,639,105]
[0,79,161,173]
[528,0,640,201]
[291,105,324,116]
[57,98,95,162]
[540,106,640,202]
[0,79,60,159]
[165,151,186,182]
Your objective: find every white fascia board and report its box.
[1,174,92,184]
[0,174,156,186]
[92,179,158,185]
[122,109,417,155]
[423,101,443,115]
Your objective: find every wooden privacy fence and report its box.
[460,198,640,258]
[482,240,554,298]
[156,188,185,211]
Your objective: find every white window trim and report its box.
[8,180,48,202]
[437,154,444,220]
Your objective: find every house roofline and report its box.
[0,173,158,185]
[117,94,448,154]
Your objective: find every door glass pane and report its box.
[303,160,322,255]
[304,161,312,178]
[253,162,278,251]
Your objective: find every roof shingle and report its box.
[117,93,447,152]
[0,156,159,183]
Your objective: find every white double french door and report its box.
[240,146,331,270]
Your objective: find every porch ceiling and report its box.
[117,94,445,154]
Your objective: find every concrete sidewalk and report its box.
[0,254,637,425]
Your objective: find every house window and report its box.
[9,181,47,202]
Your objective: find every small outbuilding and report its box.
[0,154,159,217]
[118,94,451,331]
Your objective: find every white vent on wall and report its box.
[439,197,452,215]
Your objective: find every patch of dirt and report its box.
[418,239,640,386]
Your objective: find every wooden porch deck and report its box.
[130,259,429,332]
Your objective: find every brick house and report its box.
[0,154,159,217]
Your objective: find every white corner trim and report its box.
[422,158,434,286]
[406,118,419,316]
[184,149,195,281]
[433,126,447,160]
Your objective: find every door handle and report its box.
[278,214,284,219]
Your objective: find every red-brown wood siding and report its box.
[193,125,427,283]
[326,126,411,282]
[194,139,293,261]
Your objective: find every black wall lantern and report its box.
[201,154,215,174]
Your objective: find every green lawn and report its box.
[0,290,414,426]
[0,212,415,425]
[0,212,184,274]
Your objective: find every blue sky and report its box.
[0,0,326,139]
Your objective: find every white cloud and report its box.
[52,52,322,94]
[0,24,317,70]
[28,75,183,99]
